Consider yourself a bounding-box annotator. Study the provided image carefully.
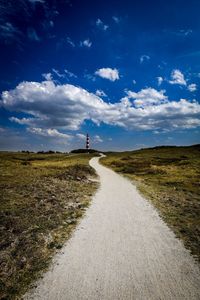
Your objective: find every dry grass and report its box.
[0,152,98,299]
[101,145,200,261]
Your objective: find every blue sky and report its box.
[0,0,200,151]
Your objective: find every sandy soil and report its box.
[25,156,200,300]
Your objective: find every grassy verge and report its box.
[101,145,200,261]
[0,152,98,299]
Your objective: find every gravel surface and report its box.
[25,156,200,300]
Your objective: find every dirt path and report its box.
[25,156,200,300]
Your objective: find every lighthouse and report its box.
[86,133,90,151]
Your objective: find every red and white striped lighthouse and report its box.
[86,133,90,151]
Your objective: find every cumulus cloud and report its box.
[1,81,200,134]
[94,135,103,143]
[27,127,71,139]
[9,116,34,125]
[169,69,187,85]
[169,69,197,91]
[1,80,109,130]
[140,55,150,64]
[80,39,92,48]
[120,98,200,130]
[127,88,167,107]
[95,89,107,97]
[157,76,163,86]
[96,19,109,31]
[42,73,53,81]
[188,83,197,92]
[95,68,119,81]
[76,133,86,140]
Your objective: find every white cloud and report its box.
[64,69,77,78]
[84,73,96,82]
[140,55,150,64]
[51,68,77,80]
[96,19,102,26]
[169,69,197,91]
[0,22,22,43]
[66,37,75,47]
[188,83,197,92]
[52,68,65,78]
[94,135,103,143]
[27,127,71,139]
[95,68,119,81]
[172,29,193,36]
[1,80,108,130]
[180,29,192,36]
[95,89,107,97]
[132,80,137,84]
[42,73,53,81]
[112,16,120,23]
[122,98,200,130]
[127,88,167,107]
[80,39,92,48]
[76,133,86,140]
[1,81,200,134]
[9,117,34,125]
[169,69,187,85]
[157,76,163,86]
[96,19,109,31]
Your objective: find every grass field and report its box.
[0,152,98,299]
[101,145,200,261]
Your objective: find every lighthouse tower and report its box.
[86,133,90,151]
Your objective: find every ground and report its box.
[101,145,200,261]
[0,152,98,299]
[24,156,200,300]
[1,146,200,299]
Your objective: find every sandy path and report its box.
[25,156,200,300]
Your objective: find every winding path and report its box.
[26,156,200,300]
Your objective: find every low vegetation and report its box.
[101,145,200,261]
[0,152,98,299]
[70,148,99,154]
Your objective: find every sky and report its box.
[0,0,200,152]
